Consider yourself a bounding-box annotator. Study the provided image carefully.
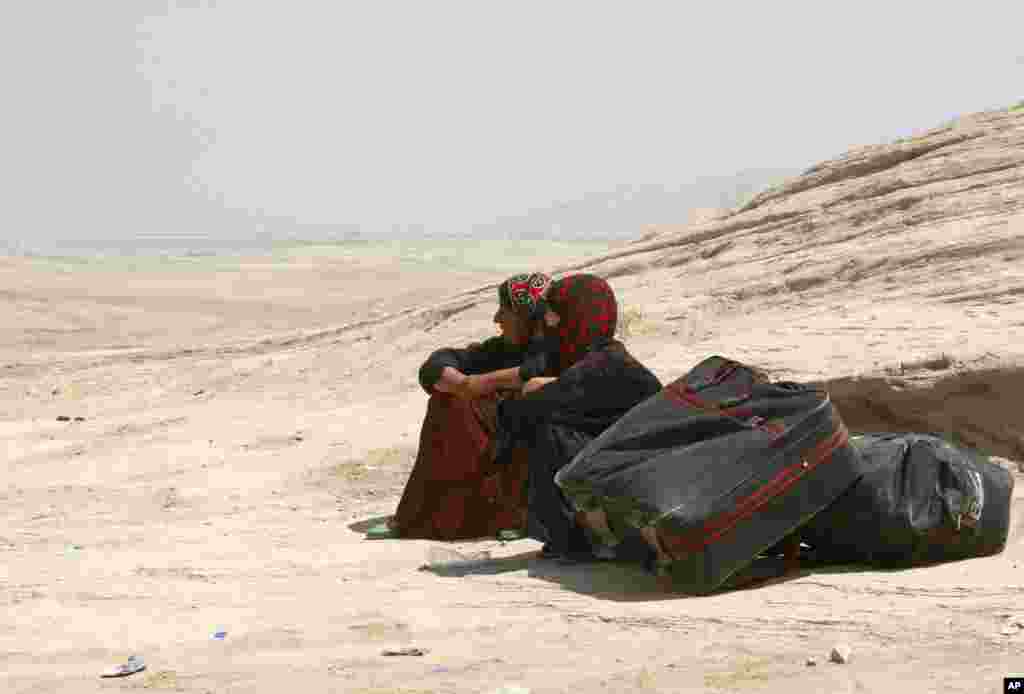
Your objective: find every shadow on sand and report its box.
[411,546,892,602]
[413,544,927,602]
[350,516,934,601]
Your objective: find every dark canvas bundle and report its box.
[555,355,864,594]
[799,432,1015,566]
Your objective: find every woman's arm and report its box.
[521,376,558,395]
[452,366,525,399]
[418,337,519,394]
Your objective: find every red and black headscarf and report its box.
[546,274,618,374]
[498,272,553,320]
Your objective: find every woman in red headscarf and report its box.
[494,274,663,560]
[386,273,555,540]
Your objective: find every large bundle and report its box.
[799,433,1015,566]
[555,356,864,594]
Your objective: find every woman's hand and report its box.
[521,376,557,396]
[433,367,468,394]
[453,374,493,400]
[436,367,490,399]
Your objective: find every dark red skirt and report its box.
[391,393,528,540]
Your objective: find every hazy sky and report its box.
[3,1,1022,242]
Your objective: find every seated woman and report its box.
[387,272,554,540]
[495,274,663,561]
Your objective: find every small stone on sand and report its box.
[829,645,851,664]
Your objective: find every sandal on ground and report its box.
[365,519,398,539]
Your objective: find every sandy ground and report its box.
[2,238,1024,694]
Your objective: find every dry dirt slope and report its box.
[393,105,1024,461]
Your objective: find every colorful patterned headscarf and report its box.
[546,274,618,373]
[498,272,553,320]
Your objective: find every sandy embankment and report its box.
[1,242,1021,694]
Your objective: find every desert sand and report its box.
[3,107,1024,693]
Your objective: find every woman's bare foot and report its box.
[580,509,612,536]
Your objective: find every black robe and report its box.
[496,337,662,555]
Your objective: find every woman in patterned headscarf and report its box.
[386,272,555,540]
[495,274,663,561]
